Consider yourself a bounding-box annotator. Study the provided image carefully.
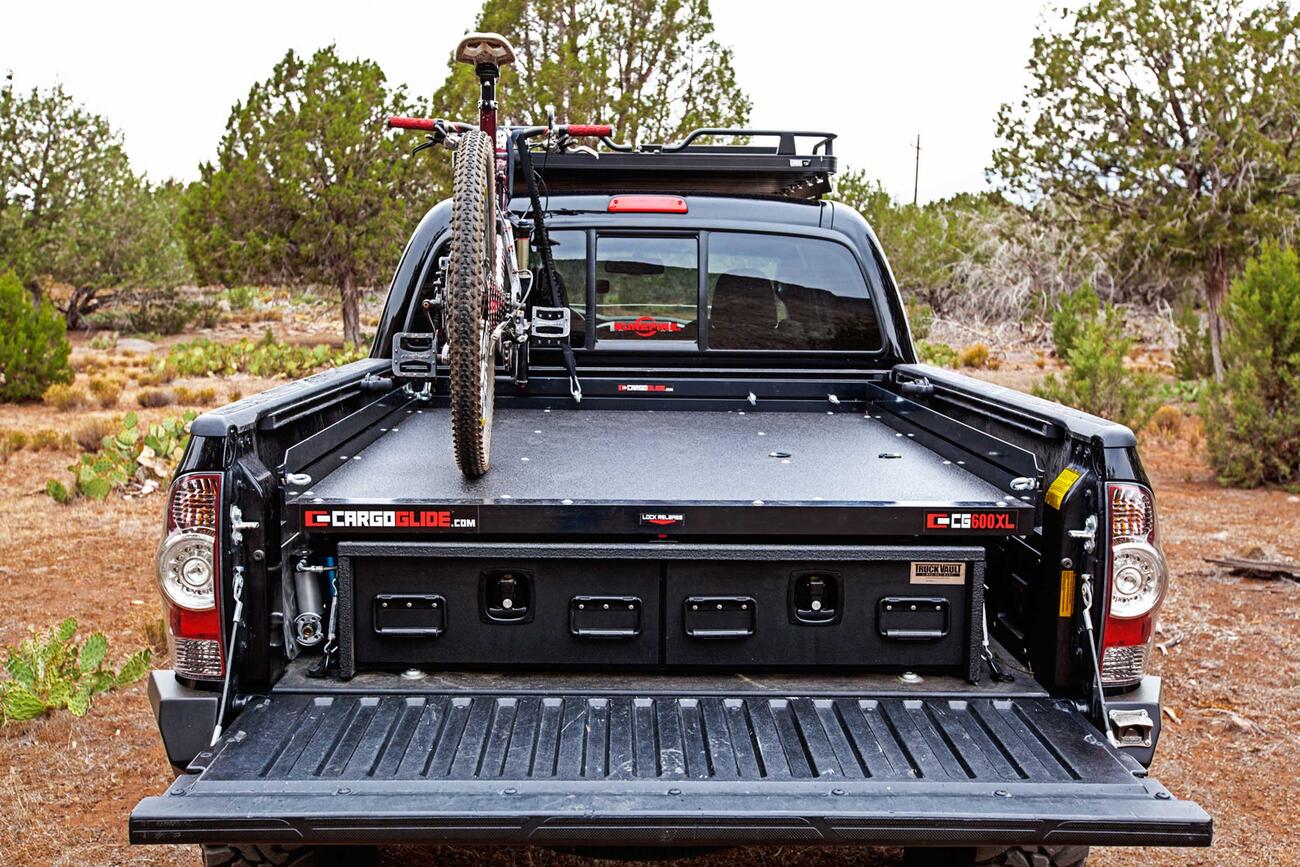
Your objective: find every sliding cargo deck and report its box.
[283,396,1040,539]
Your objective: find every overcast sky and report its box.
[1,0,1048,203]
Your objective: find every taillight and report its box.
[158,472,224,680]
[1100,483,1168,686]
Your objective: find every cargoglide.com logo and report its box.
[304,509,477,530]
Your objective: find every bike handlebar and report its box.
[560,124,612,137]
[388,117,611,137]
[386,116,476,132]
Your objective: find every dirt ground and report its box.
[0,345,1296,867]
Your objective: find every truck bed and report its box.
[286,405,1036,538]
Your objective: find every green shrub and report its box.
[917,340,957,368]
[1,617,149,724]
[1172,305,1213,381]
[904,298,935,340]
[0,272,74,401]
[165,332,366,379]
[1201,244,1300,488]
[89,289,218,336]
[226,285,256,311]
[1034,306,1161,432]
[1051,282,1100,358]
[88,332,119,351]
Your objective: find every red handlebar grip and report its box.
[387,116,437,131]
[563,124,612,137]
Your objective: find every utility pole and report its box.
[910,134,921,206]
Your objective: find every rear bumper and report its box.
[149,670,218,771]
[132,689,1211,849]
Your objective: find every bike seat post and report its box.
[476,62,499,144]
[455,32,516,149]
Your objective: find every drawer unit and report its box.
[342,555,661,672]
[337,543,983,680]
[664,558,980,674]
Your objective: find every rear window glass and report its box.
[530,230,586,346]
[706,233,881,351]
[595,236,698,342]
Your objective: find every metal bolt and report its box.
[668,788,682,796]
[994,789,1011,798]
[1061,558,1073,569]
[831,788,845,796]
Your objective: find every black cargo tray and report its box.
[131,689,1210,849]
[284,408,1037,538]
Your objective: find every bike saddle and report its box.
[455,32,516,66]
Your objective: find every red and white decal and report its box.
[613,316,682,338]
[925,511,1017,531]
[304,509,477,530]
[617,383,674,393]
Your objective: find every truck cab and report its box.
[132,130,1210,866]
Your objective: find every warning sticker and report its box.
[1045,466,1084,510]
[1059,570,1076,617]
[910,562,967,585]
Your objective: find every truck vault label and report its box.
[303,508,478,531]
[910,561,967,585]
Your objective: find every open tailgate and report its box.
[131,690,1210,849]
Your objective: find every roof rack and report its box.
[515,128,838,200]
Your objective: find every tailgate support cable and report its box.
[211,505,257,745]
[1078,569,1118,746]
[211,569,243,745]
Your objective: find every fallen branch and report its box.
[1204,556,1300,580]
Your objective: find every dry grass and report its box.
[135,387,177,408]
[135,366,177,387]
[174,385,218,406]
[958,342,992,368]
[42,383,88,411]
[73,416,119,453]
[88,375,124,409]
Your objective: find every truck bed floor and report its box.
[303,407,1011,505]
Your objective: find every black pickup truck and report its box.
[131,131,1210,867]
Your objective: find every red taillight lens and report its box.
[1101,483,1168,686]
[159,472,224,680]
[608,195,688,213]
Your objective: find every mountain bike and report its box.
[388,33,610,478]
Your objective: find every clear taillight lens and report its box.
[1101,483,1168,686]
[159,472,224,681]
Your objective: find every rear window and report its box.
[706,232,881,351]
[529,230,586,346]
[595,236,698,342]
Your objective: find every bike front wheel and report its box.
[446,129,503,478]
